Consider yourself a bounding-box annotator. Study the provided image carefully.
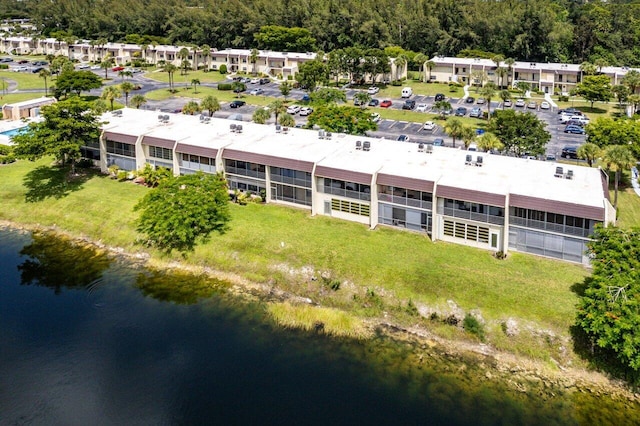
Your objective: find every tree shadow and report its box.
[23,164,93,202]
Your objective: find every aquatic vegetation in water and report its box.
[134,268,229,305]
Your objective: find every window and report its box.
[106,140,135,157]
[330,198,370,217]
[443,219,490,244]
[148,145,173,161]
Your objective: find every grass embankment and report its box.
[1,158,587,343]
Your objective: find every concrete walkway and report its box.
[463,85,470,100]
[544,93,557,109]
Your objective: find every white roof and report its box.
[2,96,55,109]
[102,108,606,209]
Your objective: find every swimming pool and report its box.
[0,126,28,137]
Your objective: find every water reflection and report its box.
[135,268,229,304]
[18,232,111,294]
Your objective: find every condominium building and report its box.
[428,56,634,94]
[90,108,614,264]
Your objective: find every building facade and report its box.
[93,108,614,265]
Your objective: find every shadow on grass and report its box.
[23,164,93,202]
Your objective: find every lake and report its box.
[0,227,638,425]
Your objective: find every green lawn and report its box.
[144,68,227,84]
[0,157,588,336]
[613,188,640,228]
[0,70,48,91]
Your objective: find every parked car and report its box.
[17,59,29,64]
[13,66,29,72]
[546,154,557,161]
[112,66,124,72]
[367,86,380,95]
[476,97,486,105]
[286,105,301,114]
[76,63,90,69]
[380,100,392,108]
[229,100,246,108]
[32,60,48,66]
[515,99,525,107]
[558,107,582,115]
[416,103,428,112]
[31,67,44,73]
[503,100,513,107]
[249,88,264,95]
[423,121,436,131]
[241,77,252,83]
[527,101,537,109]
[566,119,585,127]
[397,134,410,142]
[301,94,311,102]
[434,93,445,101]
[402,99,416,110]
[354,97,364,106]
[233,85,246,93]
[540,101,550,110]
[370,112,381,122]
[455,106,467,116]
[0,57,12,63]
[433,138,444,146]
[299,107,313,116]
[250,77,260,84]
[259,77,270,84]
[561,146,579,159]
[90,64,101,70]
[465,96,475,104]
[564,125,586,134]
[369,99,380,107]
[469,107,482,118]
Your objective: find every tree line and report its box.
[5,0,640,66]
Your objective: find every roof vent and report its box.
[418,143,424,152]
[275,124,282,133]
[282,126,289,133]
[318,129,326,139]
[230,123,237,132]
[554,166,564,178]
[566,169,574,180]
[476,156,483,166]
[355,140,362,150]
[325,132,332,140]
[362,141,371,151]
[236,124,243,133]
[465,154,473,165]
[112,109,122,117]
[426,144,433,154]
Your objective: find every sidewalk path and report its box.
[631,167,640,196]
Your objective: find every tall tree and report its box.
[577,75,612,109]
[444,117,465,148]
[279,81,291,99]
[489,110,551,156]
[201,44,211,71]
[38,68,51,97]
[604,145,636,210]
[252,107,271,124]
[306,105,376,135]
[11,97,101,174]
[182,100,201,115]
[479,82,497,120]
[100,55,114,80]
[296,59,329,92]
[130,94,147,109]
[163,63,178,92]
[191,78,200,94]
[393,54,407,81]
[101,85,121,111]
[413,53,427,82]
[577,143,601,167]
[250,48,259,75]
[201,96,220,117]
[269,99,287,125]
[135,172,231,255]
[120,81,134,107]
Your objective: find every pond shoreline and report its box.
[2,219,638,405]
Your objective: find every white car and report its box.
[370,112,381,123]
[423,121,436,131]
[299,107,313,116]
[90,65,101,70]
[250,77,260,84]
[12,66,28,72]
[367,86,380,95]
[286,105,301,114]
[540,101,550,110]
[77,63,90,69]
[416,103,428,112]
[249,88,264,95]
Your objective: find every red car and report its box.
[112,66,125,72]
[380,100,392,108]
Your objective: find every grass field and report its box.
[0,70,48,90]
[144,68,228,84]
[0,157,588,338]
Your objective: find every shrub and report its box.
[321,276,341,291]
[217,83,232,91]
[0,64,8,69]
[137,163,172,187]
[116,170,128,181]
[0,153,15,164]
[0,144,12,155]
[219,64,227,74]
[108,164,120,177]
[405,299,418,316]
[391,80,402,86]
[557,95,569,102]
[463,314,485,341]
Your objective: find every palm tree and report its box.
[140,43,149,63]
[118,70,132,81]
[279,113,296,128]
[499,89,511,109]
[604,144,636,210]
[201,44,211,71]
[393,55,408,81]
[38,68,51,96]
[461,127,477,149]
[252,107,271,124]
[354,92,371,109]
[120,81,134,107]
[594,58,608,73]
[622,70,640,94]
[201,95,220,117]
[130,94,147,109]
[479,82,497,120]
[434,100,452,119]
[577,143,601,167]
[96,37,107,61]
[191,78,200,94]
[280,81,292,99]
[425,60,435,83]
[178,47,190,75]
[269,99,287,125]
[413,53,427,82]
[496,67,508,89]
[182,100,201,115]
[100,55,114,79]
[101,85,121,111]
[515,81,530,98]
[250,48,259,76]
[444,117,465,148]
[580,61,597,77]
[504,57,515,88]
[491,54,504,86]
[476,132,504,152]
[162,63,178,92]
